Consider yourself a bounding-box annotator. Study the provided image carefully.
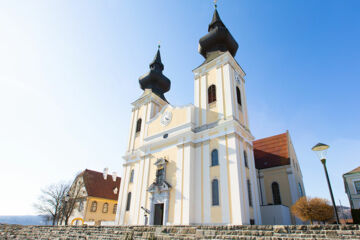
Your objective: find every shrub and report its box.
[291,196,334,224]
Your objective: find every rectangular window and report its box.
[355,181,360,194]
[244,151,248,168]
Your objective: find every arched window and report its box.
[102,203,108,213]
[208,85,216,104]
[211,149,219,166]
[129,169,134,183]
[243,150,248,168]
[113,204,117,214]
[126,192,131,211]
[136,119,142,133]
[90,201,97,212]
[212,179,219,206]
[247,179,253,207]
[272,182,282,205]
[236,86,242,106]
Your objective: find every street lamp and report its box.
[311,143,340,224]
[64,193,70,225]
[65,193,70,202]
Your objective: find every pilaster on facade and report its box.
[218,135,230,224]
[117,166,131,225]
[286,168,299,205]
[226,133,244,224]
[258,172,267,205]
[239,140,251,224]
[182,142,195,224]
[174,143,184,224]
[200,74,208,126]
[248,143,262,225]
[202,141,211,224]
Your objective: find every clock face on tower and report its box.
[161,111,172,126]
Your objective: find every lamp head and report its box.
[312,143,329,161]
[65,193,70,202]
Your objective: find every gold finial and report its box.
[213,0,218,9]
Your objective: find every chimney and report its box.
[112,172,117,182]
[103,168,108,180]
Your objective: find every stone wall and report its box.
[1,224,360,239]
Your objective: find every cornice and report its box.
[131,90,167,109]
[123,119,255,163]
[193,51,246,79]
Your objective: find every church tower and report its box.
[126,47,170,154]
[116,5,262,226]
[194,6,249,128]
[191,5,261,225]
[116,47,171,225]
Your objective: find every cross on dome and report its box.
[213,0,218,9]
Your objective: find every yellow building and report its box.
[254,132,305,225]
[343,166,360,209]
[67,169,121,226]
[116,5,305,226]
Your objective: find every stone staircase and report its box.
[1,224,360,239]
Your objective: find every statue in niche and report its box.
[147,158,171,193]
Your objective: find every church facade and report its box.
[115,6,303,226]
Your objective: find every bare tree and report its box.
[34,182,70,225]
[59,175,86,225]
[291,196,334,224]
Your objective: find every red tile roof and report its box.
[253,132,290,169]
[344,166,360,175]
[81,169,121,200]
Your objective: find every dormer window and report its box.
[113,187,118,194]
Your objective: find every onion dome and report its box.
[199,7,238,60]
[139,46,171,101]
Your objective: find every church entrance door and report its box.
[153,203,164,225]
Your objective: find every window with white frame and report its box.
[211,179,220,206]
[354,180,360,194]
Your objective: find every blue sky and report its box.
[0,0,359,215]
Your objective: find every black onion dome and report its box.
[199,8,238,59]
[139,48,171,101]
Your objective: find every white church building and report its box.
[115,5,305,226]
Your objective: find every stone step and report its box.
[1,224,360,240]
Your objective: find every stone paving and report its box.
[1,224,360,239]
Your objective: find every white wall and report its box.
[260,205,291,225]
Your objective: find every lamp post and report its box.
[311,143,340,224]
[64,193,70,225]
